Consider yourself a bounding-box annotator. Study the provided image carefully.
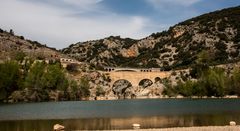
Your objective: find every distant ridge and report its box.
[62,6,240,70]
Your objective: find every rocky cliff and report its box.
[0,29,64,61]
[62,6,240,70]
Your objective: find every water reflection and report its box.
[1,114,240,130]
[1,99,240,130]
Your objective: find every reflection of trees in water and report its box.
[64,118,112,130]
[112,79,133,98]
[2,114,239,130]
[64,115,240,130]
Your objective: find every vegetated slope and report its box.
[62,6,240,70]
[0,29,64,61]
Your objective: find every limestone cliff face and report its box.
[120,45,139,58]
[172,26,186,38]
[62,6,240,70]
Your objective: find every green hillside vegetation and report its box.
[163,51,240,97]
[163,66,240,97]
[0,53,90,102]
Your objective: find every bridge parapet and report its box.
[104,67,161,72]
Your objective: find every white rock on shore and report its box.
[53,124,65,131]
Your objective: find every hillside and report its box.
[0,29,64,62]
[62,6,240,70]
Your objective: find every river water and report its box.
[0,98,240,130]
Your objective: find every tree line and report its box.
[0,56,90,102]
[163,50,240,97]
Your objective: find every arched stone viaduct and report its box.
[103,67,172,87]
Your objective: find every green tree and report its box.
[68,80,78,100]
[200,68,227,97]
[192,82,207,97]
[14,51,26,62]
[96,86,105,96]
[79,77,90,98]
[0,61,21,100]
[175,80,198,97]
[42,63,68,91]
[190,50,213,78]
[162,79,177,97]
[25,62,46,89]
[228,67,240,95]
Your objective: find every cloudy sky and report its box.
[0,0,239,49]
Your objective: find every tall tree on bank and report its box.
[25,62,45,89]
[0,61,21,100]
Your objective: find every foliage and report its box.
[96,86,105,96]
[175,80,197,97]
[24,62,69,91]
[214,42,228,62]
[9,29,14,35]
[43,63,69,90]
[199,68,228,97]
[151,31,169,39]
[227,67,240,95]
[25,62,46,89]
[66,63,79,72]
[13,51,26,62]
[122,38,138,48]
[68,80,79,100]
[79,77,90,98]
[190,50,212,78]
[0,61,21,100]
[164,67,232,97]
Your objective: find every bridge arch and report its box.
[154,77,162,83]
[112,79,133,96]
[139,79,153,88]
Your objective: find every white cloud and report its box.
[147,0,201,8]
[61,0,103,7]
[0,0,154,49]
[60,0,104,12]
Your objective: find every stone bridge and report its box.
[103,67,172,87]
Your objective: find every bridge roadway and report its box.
[103,67,172,87]
[104,67,164,72]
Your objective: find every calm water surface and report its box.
[0,98,240,130]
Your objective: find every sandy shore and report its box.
[85,126,240,131]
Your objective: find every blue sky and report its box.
[0,0,239,49]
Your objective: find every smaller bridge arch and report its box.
[139,79,153,88]
[154,77,161,83]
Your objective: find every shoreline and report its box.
[3,95,240,103]
[88,126,240,131]
[93,95,239,101]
